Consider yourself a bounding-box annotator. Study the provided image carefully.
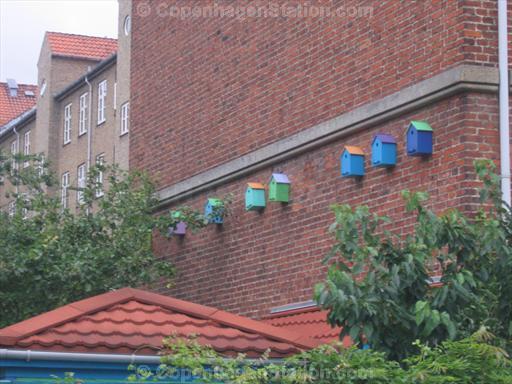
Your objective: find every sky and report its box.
[0,0,118,85]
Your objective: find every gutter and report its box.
[498,0,511,206]
[54,53,117,101]
[0,349,283,366]
[0,349,160,365]
[0,108,36,140]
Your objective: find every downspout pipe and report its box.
[85,76,93,170]
[12,127,19,195]
[498,0,511,207]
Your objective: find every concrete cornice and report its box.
[156,64,500,208]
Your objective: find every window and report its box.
[79,92,88,136]
[61,172,70,209]
[40,80,47,96]
[8,201,16,217]
[64,103,72,144]
[95,154,105,197]
[97,80,107,124]
[77,163,86,204]
[23,131,30,167]
[37,154,45,177]
[10,140,17,172]
[124,15,131,35]
[120,102,129,135]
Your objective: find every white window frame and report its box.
[23,131,31,167]
[113,82,117,110]
[120,102,129,136]
[8,201,16,217]
[61,172,70,209]
[77,163,86,204]
[37,154,45,177]
[95,154,105,198]
[79,92,88,136]
[10,140,17,172]
[64,103,72,144]
[97,80,107,124]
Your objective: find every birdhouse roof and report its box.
[373,134,396,144]
[247,182,265,190]
[343,146,364,155]
[271,173,290,184]
[207,198,223,206]
[409,120,433,132]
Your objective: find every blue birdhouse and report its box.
[204,198,224,224]
[245,182,266,211]
[372,134,397,167]
[341,146,365,177]
[407,120,433,156]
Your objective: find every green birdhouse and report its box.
[269,173,290,203]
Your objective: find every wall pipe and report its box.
[498,0,511,206]
[85,76,93,170]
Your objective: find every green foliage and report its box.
[0,153,219,328]
[128,329,512,383]
[315,159,512,360]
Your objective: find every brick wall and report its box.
[150,93,500,318]
[130,0,508,318]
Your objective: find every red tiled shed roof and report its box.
[46,32,117,61]
[0,83,37,126]
[264,306,352,347]
[0,288,319,358]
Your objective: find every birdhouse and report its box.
[245,182,266,211]
[268,173,290,203]
[204,198,224,224]
[168,211,187,236]
[341,146,365,177]
[407,120,433,156]
[371,134,397,167]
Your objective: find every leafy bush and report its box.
[0,154,216,327]
[314,160,512,359]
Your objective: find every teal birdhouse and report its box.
[204,198,224,224]
[245,183,266,211]
[407,121,433,156]
[341,146,365,177]
[268,173,290,203]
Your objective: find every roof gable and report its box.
[0,288,318,357]
[46,32,117,61]
[271,173,290,184]
[409,120,433,132]
[343,145,364,155]
[373,134,396,144]
[247,182,265,190]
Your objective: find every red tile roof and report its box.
[264,306,352,347]
[0,83,37,126]
[46,32,117,61]
[0,288,319,358]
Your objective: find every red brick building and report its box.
[130,1,511,319]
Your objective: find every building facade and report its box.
[0,0,132,212]
[130,0,512,319]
